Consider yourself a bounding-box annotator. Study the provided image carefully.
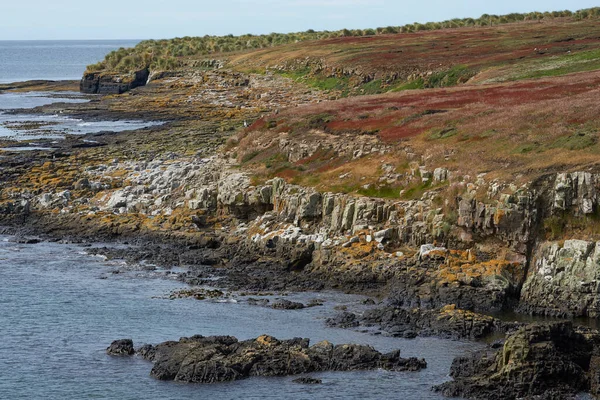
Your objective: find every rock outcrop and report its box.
[435,322,600,400]
[126,335,426,383]
[80,69,149,94]
[106,339,135,356]
[328,304,516,340]
[520,240,600,317]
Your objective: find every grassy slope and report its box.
[229,18,600,93]
[84,15,600,204]
[228,17,600,199]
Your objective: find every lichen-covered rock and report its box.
[435,322,599,400]
[457,192,535,254]
[519,240,600,317]
[553,172,597,215]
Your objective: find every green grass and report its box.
[359,79,383,95]
[551,130,597,150]
[241,150,261,163]
[402,180,433,200]
[389,79,425,92]
[357,185,401,198]
[513,48,600,80]
[428,126,458,140]
[426,65,476,88]
[277,69,351,93]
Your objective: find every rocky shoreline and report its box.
[3,69,600,399]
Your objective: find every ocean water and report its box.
[0,40,160,142]
[0,40,140,83]
[0,91,161,141]
[0,237,476,400]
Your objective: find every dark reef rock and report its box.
[326,311,360,329]
[292,377,322,384]
[434,322,600,399]
[80,68,149,94]
[328,304,517,340]
[106,339,135,356]
[124,334,426,383]
[271,299,305,310]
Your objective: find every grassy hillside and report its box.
[82,7,600,205]
[86,8,599,80]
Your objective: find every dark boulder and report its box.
[271,299,305,310]
[106,339,135,356]
[292,377,322,384]
[326,311,359,328]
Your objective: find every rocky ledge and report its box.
[434,322,600,400]
[107,334,426,383]
[80,69,149,94]
[327,304,520,340]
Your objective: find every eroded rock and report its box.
[435,322,600,400]
[130,334,426,383]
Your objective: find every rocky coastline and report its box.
[2,58,600,398]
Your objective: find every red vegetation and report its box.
[232,19,600,80]
[263,70,600,143]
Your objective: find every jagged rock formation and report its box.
[117,335,426,383]
[6,140,600,317]
[434,322,600,400]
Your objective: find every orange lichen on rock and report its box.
[433,250,525,287]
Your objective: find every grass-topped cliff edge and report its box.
[84,8,600,94]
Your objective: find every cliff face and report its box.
[7,140,600,317]
[80,68,149,94]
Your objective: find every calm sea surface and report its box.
[0,237,476,400]
[0,40,160,142]
[0,40,140,83]
[0,40,474,399]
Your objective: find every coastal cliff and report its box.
[4,10,600,398]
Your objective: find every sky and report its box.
[1,0,599,40]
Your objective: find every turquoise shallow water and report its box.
[0,237,476,399]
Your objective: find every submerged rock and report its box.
[271,299,305,310]
[293,377,322,384]
[123,334,426,383]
